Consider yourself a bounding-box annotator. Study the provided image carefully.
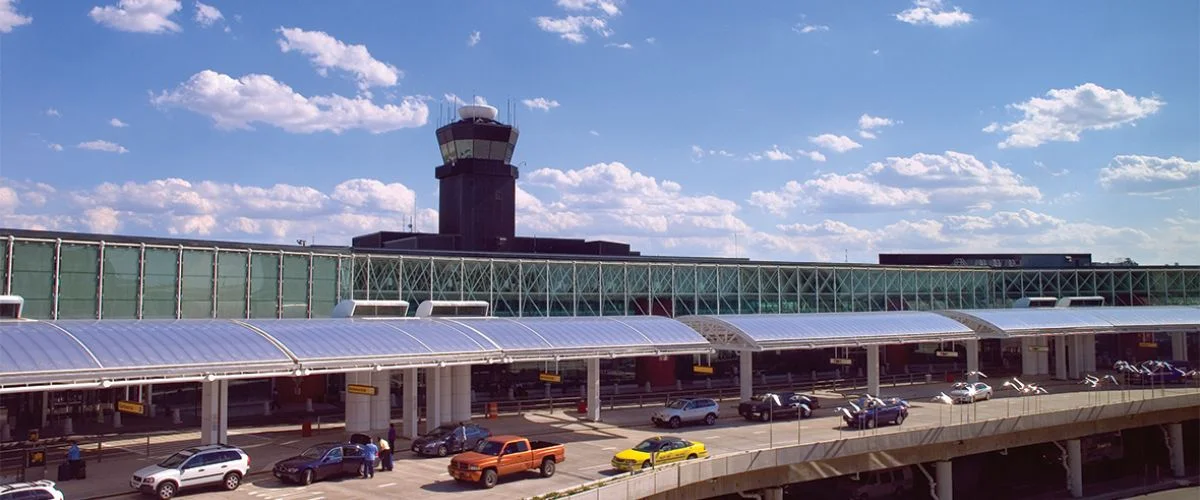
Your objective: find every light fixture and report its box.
[205,374,217,382]
[100,380,113,388]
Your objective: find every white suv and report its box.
[130,444,249,499]
[0,480,65,500]
[651,398,720,428]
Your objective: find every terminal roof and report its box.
[677,311,977,351]
[938,306,1200,338]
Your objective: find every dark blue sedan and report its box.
[273,443,367,485]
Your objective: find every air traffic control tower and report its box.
[353,104,638,256]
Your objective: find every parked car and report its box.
[273,443,368,486]
[411,423,492,457]
[840,397,909,429]
[651,398,720,428]
[610,436,707,472]
[948,382,993,403]
[0,480,65,500]
[738,391,820,421]
[833,466,914,499]
[448,435,566,489]
[129,444,248,499]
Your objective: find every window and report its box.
[512,441,530,453]
[503,443,520,455]
[326,447,343,460]
[343,446,362,457]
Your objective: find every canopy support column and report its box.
[200,380,228,446]
[1083,334,1096,372]
[587,358,601,422]
[402,368,418,439]
[936,460,953,500]
[1168,422,1186,477]
[1068,336,1081,379]
[451,365,471,422]
[1020,338,1036,376]
[425,367,442,433]
[439,367,452,426]
[1036,337,1050,375]
[739,351,753,402]
[1170,333,1187,361]
[1054,335,1068,380]
[866,345,880,396]
[370,370,392,433]
[1067,438,1083,498]
[345,372,371,434]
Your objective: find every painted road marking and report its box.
[601,447,616,451]
[378,482,397,488]
[703,436,722,439]
[578,463,614,471]
[752,431,766,434]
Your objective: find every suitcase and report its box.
[57,463,70,482]
[75,461,86,479]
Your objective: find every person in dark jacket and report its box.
[387,423,397,452]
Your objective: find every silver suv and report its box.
[130,444,249,499]
[0,480,65,500]
[651,398,720,428]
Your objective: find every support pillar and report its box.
[425,367,442,433]
[1170,333,1187,361]
[439,368,452,426]
[739,351,753,402]
[370,370,392,432]
[965,340,980,382]
[1068,336,1081,379]
[112,409,122,429]
[586,358,600,422]
[146,384,155,418]
[40,392,49,428]
[1168,423,1185,478]
[866,345,880,396]
[1055,335,1068,380]
[1083,334,1096,372]
[761,486,783,500]
[936,460,953,500]
[1021,337,1036,376]
[451,365,471,422]
[402,368,418,439]
[200,380,228,445]
[344,372,371,434]
[1067,438,1083,498]
[1036,337,1050,375]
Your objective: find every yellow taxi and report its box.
[610,436,707,472]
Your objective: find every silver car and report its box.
[651,398,720,428]
[948,382,992,403]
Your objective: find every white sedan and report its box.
[947,382,992,403]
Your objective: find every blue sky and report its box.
[1,0,1197,264]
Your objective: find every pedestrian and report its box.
[362,440,378,479]
[387,423,396,452]
[270,387,280,411]
[66,440,82,477]
[378,436,393,471]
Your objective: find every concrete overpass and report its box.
[540,387,1199,500]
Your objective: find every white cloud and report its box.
[750,151,1042,216]
[986,83,1164,149]
[45,108,60,117]
[858,130,876,139]
[109,118,129,127]
[746,145,793,161]
[691,145,733,162]
[194,1,222,27]
[645,37,655,44]
[895,0,972,27]
[858,114,896,130]
[77,140,129,154]
[605,42,632,49]
[467,30,481,47]
[796,149,826,162]
[556,0,620,16]
[872,49,880,55]
[1099,155,1200,194]
[534,16,611,44]
[522,97,560,111]
[47,143,64,152]
[277,27,401,90]
[0,0,32,33]
[444,93,488,107]
[589,130,600,136]
[793,24,829,34]
[808,134,862,153]
[89,0,182,34]
[0,186,17,213]
[151,70,428,134]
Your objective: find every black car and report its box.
[738,391,821,421]
[273,443,368,485]
[411,423,491,457]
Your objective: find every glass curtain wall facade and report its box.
[4,235,1200,321]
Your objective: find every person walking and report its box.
[378,437,393,471]
[66,440,83,478]
[362,440,378,479]
[387,423,397,452]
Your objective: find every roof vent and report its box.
[0,295,23,319]
[415,300,491,318]
[331,299,410,319]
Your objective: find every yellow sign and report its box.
[935,351,960,358]
[27,450,45,467]
[829,358,853,366]
[347,384,378,396]
[692,365,714,375]
[1138,342,1158,348]
[538,373,561,383]
[1027,346,1050,352]
[117,400,145,415]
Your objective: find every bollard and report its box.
[263,401,272,417]
[113,411,122,429]
[305,398,314,413]
[544,383,552,400]
[172,408,182,425]
[62,417,73,435]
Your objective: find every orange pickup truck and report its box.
[447,435,566,489]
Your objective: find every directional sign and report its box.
[1027,346,1050,353]
[1138,342,1159,348]
[692,365,714,375]
[27,449,45,468]
[117,400,146,415]
[829,358,853,366]
[538,373,562,383]
[346,384,378,396]
[935,350,960,358]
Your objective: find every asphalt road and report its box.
[105,385,1198,500]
